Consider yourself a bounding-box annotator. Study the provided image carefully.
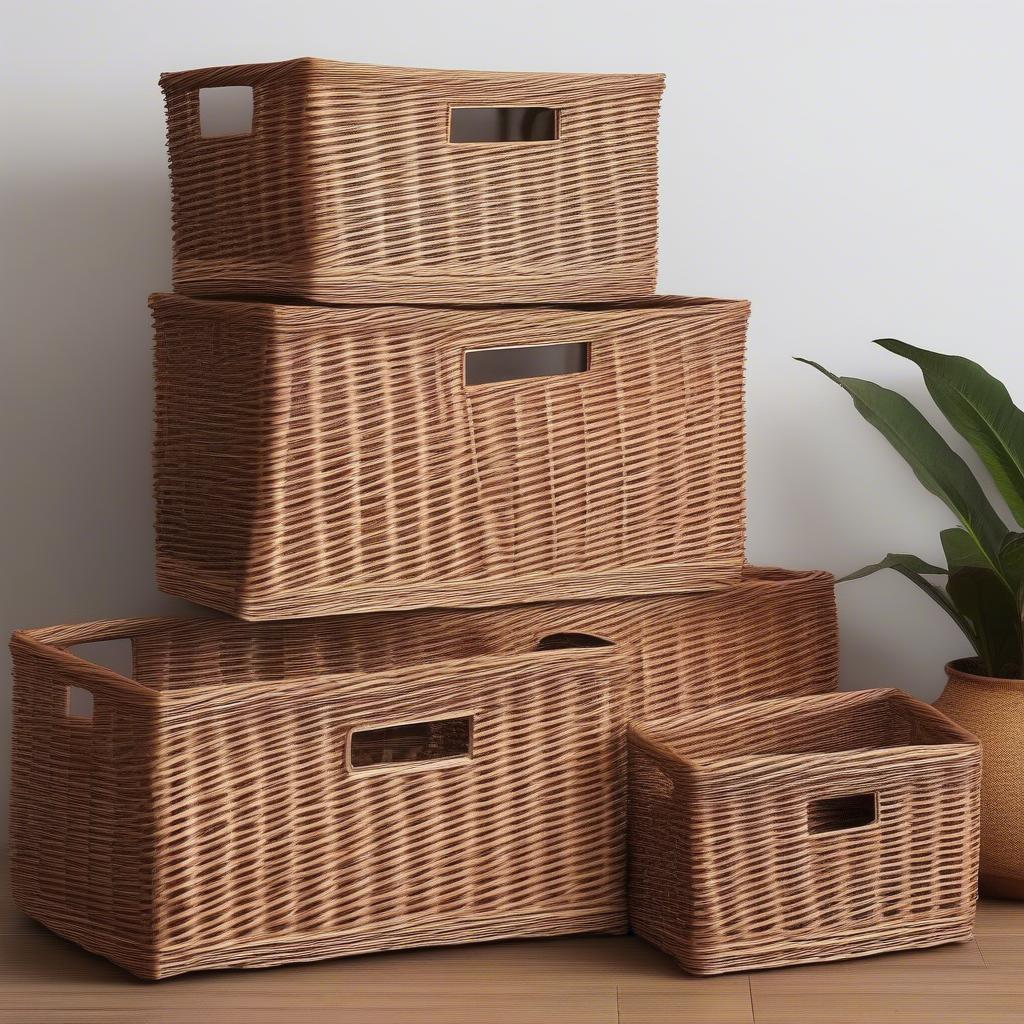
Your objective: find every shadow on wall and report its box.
[0,165,189,625]
[0,164,200,835]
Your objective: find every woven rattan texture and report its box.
[152,294,749,618]
[628,689,982,975]
[161,59,664,304]
[10,568,837,978]
[935,659,1024,895]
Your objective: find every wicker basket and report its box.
[10,567,837,978]
[160,58,664,305]
[152,294,749,619]
[628,689,982,975]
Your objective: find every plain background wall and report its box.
[2,0,1022,839]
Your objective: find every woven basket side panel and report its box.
[449,306,746,579]
[305,74,661,279]
[627,743,693,958]
[9,639,159,973]
[629,698,981,974]
[131,570,838,714]
[164,62,313,287]
[621,568,839,720]
[682,755,980,971]
[153,300,272,599]
[165,63,662,299]
[148,649,627,959]
[152,298,748,610]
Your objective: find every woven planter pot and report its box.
[936,658,1024,899]
[10,567,837,978]
[152,294,749,619]
[628,689,981,974]
[161,58,664,305]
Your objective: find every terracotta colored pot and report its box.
[935,659,1024,900]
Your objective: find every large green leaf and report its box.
[941,527,989,571]
[841,553,948,580]
[841,553,978,652]
[946,566,1023,677]
[876,339,1024,528]
[797,359,1009,565]
[999,532,1024,608]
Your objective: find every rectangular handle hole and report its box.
[350,716,472,769]
[449,107,558,143]
[199,86,254,138]
[808,793,878,834]
[465,342,589,385]
[65,686,94,721]
[536,632,614,651]
[68,638,133,676]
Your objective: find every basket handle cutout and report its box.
[535,632,614,651]
[65,686,94,722]
[198,86,254,138]
[449,106,558,143]
[67,638,134,676]
[808,792,878,834]
[348,715,473,771]
[464,342,589,386]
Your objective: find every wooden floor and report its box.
[3,859,1024,1023]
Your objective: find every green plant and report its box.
[798,341,1024,679]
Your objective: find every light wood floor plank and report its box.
[975,898,1024,969]
[976,898,1024,935]
[0,994,618,1024]
[975,933,1024,970]
[750,967,1024,1024]
[617,975,754,1023]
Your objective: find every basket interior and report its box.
[68,617,614,694]
[643,691,967,764]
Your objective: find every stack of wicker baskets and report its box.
[8,58,977,981]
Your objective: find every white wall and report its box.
[2,0,1022,838]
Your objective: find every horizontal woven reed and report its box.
[152,294,748,618]
[628,689,981,975]
[161,58,664,304]
[10,567,837,978]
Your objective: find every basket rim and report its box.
[629,688,980,770]
[159,57,667,93]
[945,656,1024,688]
[10,567,832,648]
[148,291,751,318]
[11,622,622,703]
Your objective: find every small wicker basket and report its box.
[10,567,837,978]
[152,294,749,619]
[628,689,982,974]
[161,58,664,304]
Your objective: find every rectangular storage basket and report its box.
[13,628,628,979]
[153,294,749,619]
[628,689,982,974]
[10,567,837,978]
[161,58,664,305]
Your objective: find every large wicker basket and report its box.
[153,294,749,619]
[160,58,664,305]
[10,567,837,978]
[628,689,982,975]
